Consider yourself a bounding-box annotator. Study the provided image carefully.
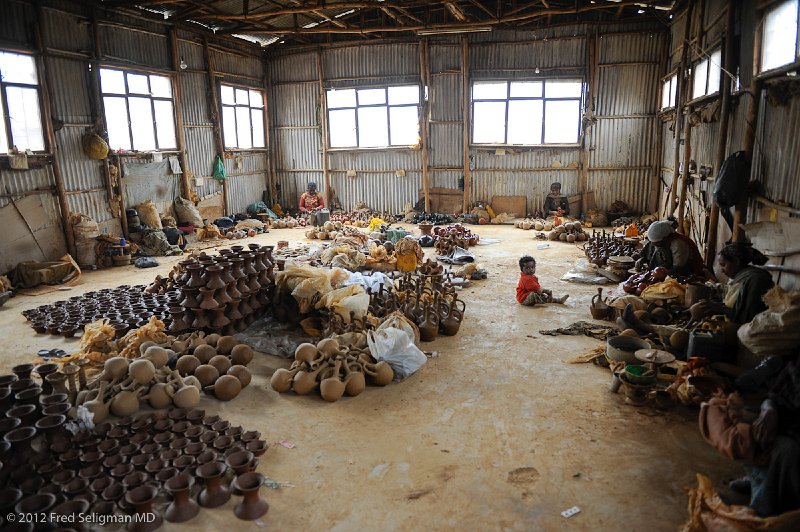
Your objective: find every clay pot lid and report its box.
[634,349,675,365]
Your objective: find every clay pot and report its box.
[292,362,329,395]
[245,439,268,457]
[319,361,346,402]
[15,493,57,522]
[227,365,252,388]
[4,426,37,463]
[124,485,162,532]
[164,473,199,523]
[225,449,256,475]
[213,375,241,401]
[342,362,366,397]
[35,414,67,446]
[360,358,394,386]
[230,344,254,366]
[197,461,231,508]
[231,472,268,520]
[12,364,35,381]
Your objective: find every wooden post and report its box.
[677,105,693,234]
[579,28,598,216]
[115,156,129,237]
[263,68,278,205]
[461,36,471,214]
[705,0,736,266]
[734,78,762,242]
[316,50,331,209]
[203,37,228,214]
[419,38,431,212]
[34,3,76,257]
[666,2,695,216]
[169,27,191,200]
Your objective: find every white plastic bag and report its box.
[366,327,427,380]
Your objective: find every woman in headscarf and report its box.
[637,220,705,277]
[299,181,324,213]
[543,182,569,216]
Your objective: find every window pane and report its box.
[127,73,149,95]
[221,85,235,105]
[508,100,543,144]
[669,74,677,106]
[389,106,419,145]
[235,89,249,105]
[693,58,708,98]
[0,98,7,151]
[7,87,44,151]
[388,85,419,105]
[762,0,799,71]
[236,107,252,149]
[103,96,131,150]
[150,75,172,98]
[473,101,506,143]
[249,90,263,108]
[510,81,542,98]
[357,88,386,106]
[544,100,580,143]
[329,109,356,147]
[129,97,156,151]
[153,100,176,149]
[100,69,126,94]
[545,80,582,98]
[473,82,507,100]
[327,89,356,109]
[251,109,265,147]
[357,106,388,147]
[661,80,672,109]
[0,52,37,84]
[707,50,722,94]
[222,106,237,148]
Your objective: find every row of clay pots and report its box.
[584,230,640,266]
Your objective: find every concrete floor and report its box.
[0,224,741,531]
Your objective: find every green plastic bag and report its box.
[212,155,226,182]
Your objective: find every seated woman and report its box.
[637,220,704,277]
[543,182,569,216]
[299,182,324,214]
[692,242,774,325]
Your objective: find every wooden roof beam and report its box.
[445,2,469,22]
[189,1,432,21]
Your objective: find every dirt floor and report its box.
[0,224,742,531]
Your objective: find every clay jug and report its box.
[319,361,346,402]
[342,362,366,397]
[440,298,465,336]
[418,302,439,342]
[359,355,394,386]
[269,362,304,393]
[292,362,330,395]
[590,287,611,320]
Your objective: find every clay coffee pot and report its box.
[125,485,162,532]
[197,461,231,508]
[417,302,439,342]
[440,298,465,336]
[164,473,199,523]
[231,472,268,520]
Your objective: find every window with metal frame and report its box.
[220,84,265,149]
[0,51,45,152]
[326,85,420,148]
[661,73,678,110]
[100,67,177,152]
[691,49,722,99]
[471,79,583,145]
[761,0,800,72]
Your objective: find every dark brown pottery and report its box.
[164,473,199,523]
[232,472,268,520]
[197,461,230,508]
[124,485,162,532]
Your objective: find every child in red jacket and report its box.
[516,255,569,306]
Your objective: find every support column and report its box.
[461,36,471,214]
[735,79,762,242]
[579,29,598,216]
[169,27,191,200]
[316,51,331,209]
[677,105,693,234]
[419,38,431,212]
[203,38,228,214]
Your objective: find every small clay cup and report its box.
[225,449,255,476]
[231,472,268,520]
[164,473,200,523]
[246,439,269,457]
[197,461,230,508]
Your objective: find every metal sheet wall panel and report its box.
[184,126,222,199]
[272,84,318,127]
[587,169,652,213]
[277,171,323,210]
[180,72,210,125]
[322,44,419,84]
[703,0,728,47]
[754,95,800,210]
[470,26,588,43]
[596,65,660,116]
[331,172,421,213]
[0,167,54,208]
[223,152,267,176]
[471,170,578,213]
[470,39,585,75]
[430,170,461,190]
[690,120,719,170]
[47,57,92,124]
[474,149,580,173]
[42,7,90,53]
[66,189,112,223]
[669,11,688,70]
[56,126,103,192]
[274,129,321,171]
[728,98,749,153]
[429,123,462,168]
[226,172,266,214]
[269,54,318,84]
[178,40,204,71]
[328,150,422,173]
[589,118,654,168]
[599,33,664,63]
[429,44,460,73]
[99,26,170,69]
[661,120,677,172]
[0,0,35,46]
[211,48,263,78]
[430,74,462,121]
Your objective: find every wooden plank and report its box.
[491,195,526,217]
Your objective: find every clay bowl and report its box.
[160,449,181,463]
[173,454,196,472]
[145,458,166,475]
[168,408,188,421]
[57,449,81,469]
[245,439,268,457]
[212,435,234,452]
[90,477,114,495]
[52,499,90,522]
[98,439,120,455]
[141,443,160,456]
[20,476,46,494]
[155,467,179,484]
[153,432,175,446]
[185,425,205,441]
[186,408,206,424]
[225,450,255,475]
[240,430,261,443]
[92,500,116,516]
[201,415,221,427]
[0,417,21,437]
[15,493,57,516]
[606,336,650,365]
[200,430,219,446]
[6,405,37,426]
[41,393,69,407]
[170,437,190,452]
[42,402,71,416]
[196,450,219,466]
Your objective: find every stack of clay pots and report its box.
[514,218,552,231]
[160,244,275,336]
[547,221,588,243]
[272,216,304,228]
[270,338,392,402]
[432,224,479,255]
[305,220,344,240]
[584,230,640,266]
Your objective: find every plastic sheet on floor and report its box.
[234,314,316,358]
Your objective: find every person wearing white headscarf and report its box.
[637,220,704,276]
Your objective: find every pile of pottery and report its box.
[272,216,304,228]
[169,332,254,402]
[432,224,479,255]
[22,285,175,338]
[270,338,392,401]
[514,218,552,231]
[0,398,269,527]
[412,212,454,225]
[583,230,640,266]
[305,220,345,240]
[330,209,392,227]
[147,245,275,336]
[546,221,588,243]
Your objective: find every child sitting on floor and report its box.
[516,255,569,306]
